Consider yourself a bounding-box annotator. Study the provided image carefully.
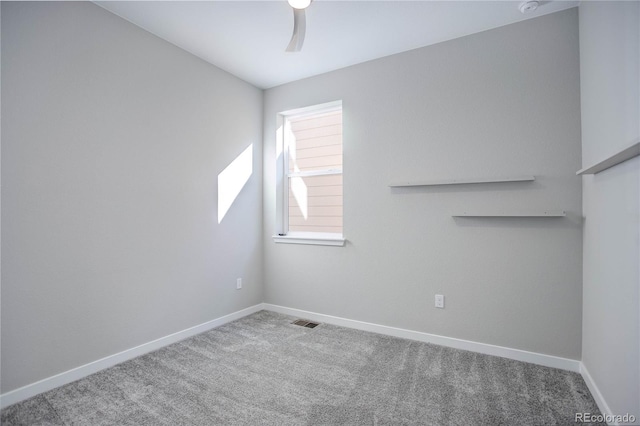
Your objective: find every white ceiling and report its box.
[95,1,580,89]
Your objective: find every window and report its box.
[274,101,344,246]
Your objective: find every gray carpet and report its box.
[2,310,603,425]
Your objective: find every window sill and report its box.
[272,233,345,247]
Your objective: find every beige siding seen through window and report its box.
[287,110,342,234]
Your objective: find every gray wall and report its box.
[579,1,640,418]
[263,9,583,359]
[1,2,263,393]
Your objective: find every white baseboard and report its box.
[263,303,581,373]
[580,362,616,425]
[0,303,264,409]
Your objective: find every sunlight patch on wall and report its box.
[285,120,297,164]
[218,144,253,224]
[285,120,309,220]
[290,176,308,219]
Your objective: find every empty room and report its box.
[1,0,638,424]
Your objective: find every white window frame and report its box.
[273,100,345,247]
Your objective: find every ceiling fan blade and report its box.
[286,8,306,52]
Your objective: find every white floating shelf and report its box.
[389,175,535,187]
[452,210,566,217]
[577,141,640,175]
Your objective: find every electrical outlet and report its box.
[435,294,444,308]
[236,278,242,290]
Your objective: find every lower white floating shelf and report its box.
[453,210,566,217]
